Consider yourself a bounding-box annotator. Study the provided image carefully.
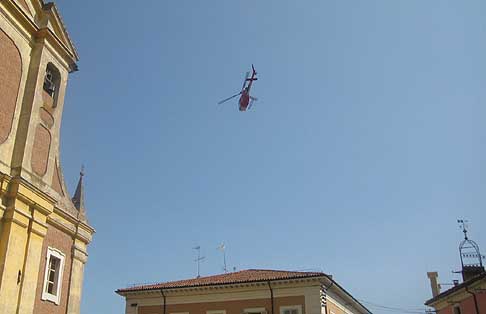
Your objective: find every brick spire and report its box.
[72,165,87,221]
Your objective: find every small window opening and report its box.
[43,64,60,106]
[43,68,56,97]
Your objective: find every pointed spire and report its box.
[72,165,86,220]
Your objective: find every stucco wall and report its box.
[139,296,306,314]
[326,302,345,314]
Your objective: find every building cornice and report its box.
[1,172,94,242]
[118,277,325,298]
[48,208,94,244]
[8,176,56,215]
[1,0,38,37]
[2,0,78,72]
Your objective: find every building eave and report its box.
[322,276,372,314]
[116,275,326,297]
[424,272,486,306]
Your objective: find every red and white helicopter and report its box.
[218,65,258,111]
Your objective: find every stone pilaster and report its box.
[66,241,88,314]
[0,177,54,314]
[16,206,48,314]
[0,203,30,313]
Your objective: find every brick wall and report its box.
[33,224,74,314]
[436,292,486,314]
[0,28,22,144]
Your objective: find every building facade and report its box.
[426,272,486,314]
[425,225,485,314]
[0,1,94,313]
[116,269,371,314]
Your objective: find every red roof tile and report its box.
[425,272,486,305]
[117,269,327,293]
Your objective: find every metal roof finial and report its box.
[458,219,468,240]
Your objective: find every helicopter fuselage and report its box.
[239,89,250,111]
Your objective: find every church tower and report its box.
[0,1,94,313]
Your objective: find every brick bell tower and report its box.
[0,1,94,314]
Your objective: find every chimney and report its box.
[427,272,440,297]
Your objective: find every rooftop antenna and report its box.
[193,246,205,278]
[217,243,227,273]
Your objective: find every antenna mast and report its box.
[218,243,227,273]
[193,246,205,278]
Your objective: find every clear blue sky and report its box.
[55,1,485,313]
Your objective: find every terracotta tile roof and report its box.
[425,272,486,305]
[117,269,327,293]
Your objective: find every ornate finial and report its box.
[458,219,469,240]
[72,165,87,221]
[457,219,484,282]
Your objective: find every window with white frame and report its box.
[244,307,267,314]
[41,247,65,305]
[206,310,226,314]
[280,305,302,314]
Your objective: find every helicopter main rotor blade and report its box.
[217,92,241,105]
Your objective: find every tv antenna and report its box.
[193,246,205,278]
[217,243,227,273]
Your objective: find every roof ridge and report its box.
[247,269,322,273]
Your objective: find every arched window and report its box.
[43,63,60,107]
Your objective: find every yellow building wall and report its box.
[0,1,94,314]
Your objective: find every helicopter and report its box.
[218,65,258,111]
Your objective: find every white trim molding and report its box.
[207,310,227,314]
[244,307,267,314]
